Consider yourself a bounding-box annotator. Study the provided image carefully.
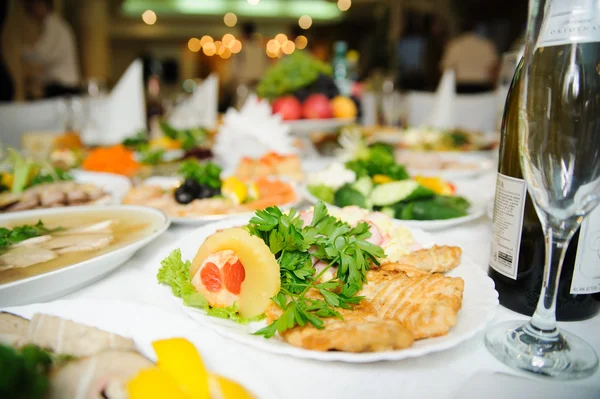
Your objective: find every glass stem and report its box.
[529,227,571,332]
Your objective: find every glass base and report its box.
[485,320,599,380]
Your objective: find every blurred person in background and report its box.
[22,0,80,98]
[232,22,268,88]
[440,20,499,93]
[0,0,13,101]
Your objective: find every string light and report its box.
[337,0,351,11]
[275,33,288,44]
[188,38,201,52]
[266,39,281,54]
[282,40,295,55]
[230,40,243,53]
[222,33,235,47]
[298,15,312,29]
[224,12,238,27]
[203,42,216,56]
[248,0,260,4]
[142,10,157,25]
[200,36,214,47]
[295,35,308,50]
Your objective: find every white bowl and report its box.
[0,205,170,306]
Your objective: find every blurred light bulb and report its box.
[224,12,238,27]
[266,39,281,54]
[282,40,296,55]
[230,40,243,53]
[188,38,201,52]
[200,35,214,47]
[298,15,312,29]
[222,33,235,47]
[337,0,351,11]
[142,10,157,25]
[203,42,216,56]
[295,35,308,50]
[275,33,288,44]
[248,0,260,4]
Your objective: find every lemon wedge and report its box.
[222,176,248,204]
[247,181,261,201]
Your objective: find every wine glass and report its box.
[485,0,600,380]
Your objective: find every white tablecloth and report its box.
[60,172,600,398]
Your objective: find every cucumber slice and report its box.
[371,180,420,206]
[352,176,373,197]
[381,207,395,218]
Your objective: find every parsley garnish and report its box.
[178,160,222,189]
[247,201,385,338]
[0,221,58,251]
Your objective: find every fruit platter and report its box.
[256,51,357,135]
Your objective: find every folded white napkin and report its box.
[214,95,296,169]
[168,74,219,130]
[425,69,456,129]
[81,59,146,145]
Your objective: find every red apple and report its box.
[302,94,333,119]
[272,96,302,120]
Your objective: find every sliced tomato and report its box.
[223,260,246,295]
[200,262,222,292]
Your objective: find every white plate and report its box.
[71,169,132,203]
[1,299,271,398]
[140,176,302,226]
[284,118,355,137]
[156,218,499,363]
[301,185,486,231]
[397,151,497,180]
[0,205,170,306]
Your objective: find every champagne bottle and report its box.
[489,56,600,321]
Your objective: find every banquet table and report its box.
[55,171,600,398]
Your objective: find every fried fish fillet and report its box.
[362,268,464,340]
[387,245,462,273]
[265,294,414,352]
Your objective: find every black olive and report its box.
[182,179,202,196]
[196,184,214,199]
[174,186,195,204]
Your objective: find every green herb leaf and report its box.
[178,160,222,189]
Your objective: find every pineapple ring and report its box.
[190,228,281,318]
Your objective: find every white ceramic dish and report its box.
[2,299,271,398]
[301,185,486,231]
[284,118,355,137]
[139,176,302,226]
[71,169,132,203]
[396,151,497,180]
[0,205,169,306]
[156,218,499,363]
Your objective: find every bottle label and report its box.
[570,207,600,294]
[536,0,600,48]
[490,173,527,279]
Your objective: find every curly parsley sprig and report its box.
[245,201,384,338]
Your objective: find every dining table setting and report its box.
[2,8,600,396]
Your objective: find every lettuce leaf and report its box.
[157,249,264,324]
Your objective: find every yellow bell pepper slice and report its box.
[413,176,454,196]
[372,174,393,184]
[153,338,210,399]
[128,368,189,399]
[211,374,255,399]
